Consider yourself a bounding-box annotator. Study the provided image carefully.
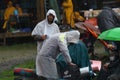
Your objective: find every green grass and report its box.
[0,43,36,80]
[0,43,36,51]
[0,43,36,63]
[0,59,35,80]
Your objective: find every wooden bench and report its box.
[0,32,31,45]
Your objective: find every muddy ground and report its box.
[0,43,36,73]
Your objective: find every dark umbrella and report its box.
[75,22,108,48]
[75,22,100,34]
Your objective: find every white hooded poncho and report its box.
[31,9,60,53]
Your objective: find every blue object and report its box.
[14,10,18,15]
[20,28,31,32]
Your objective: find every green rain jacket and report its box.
[56,40,92,71]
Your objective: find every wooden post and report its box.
[3,36,6,46]
[36,0,45,21]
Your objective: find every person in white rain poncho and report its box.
[31,9,60,54]
[36,30,80,80]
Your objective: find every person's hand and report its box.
[107,44,115,50]
[103,62,110,71]
[41,35,47,40]
[68,62,76,66]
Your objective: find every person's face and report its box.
[15,4,19,9]
[47,14,55,24]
